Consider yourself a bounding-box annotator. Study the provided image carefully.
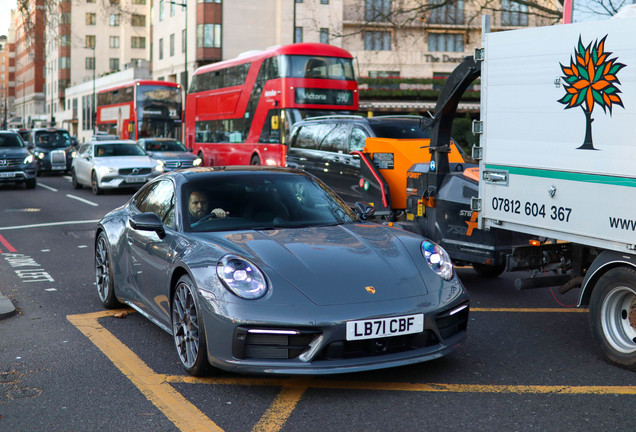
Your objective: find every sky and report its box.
[0,0,17,37]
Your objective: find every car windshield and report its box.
[95,143,146,157]
[34,131,71,149]
[0,134,24,148]
[145,140,187,152]
[369,119,432,139]
[183,173,359,232]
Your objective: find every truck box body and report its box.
[478,18,636,252]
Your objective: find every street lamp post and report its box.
[169,0,187,142]
[85,45,96,135]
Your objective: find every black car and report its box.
[26,128,74,175]
[0,131,36,189]
[287,115,464,206]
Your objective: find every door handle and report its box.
[333,156,340,162]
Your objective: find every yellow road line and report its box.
[472,307,587,313]
[251,379,309,432]
[67,310,223,432]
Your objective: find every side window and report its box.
[78,144,89,154]
[258,109,282,144]
[294,125,319,150]
[133,183,156,213]
[350,127,369,152]
[143,180,176,229]
[320,124,349,153]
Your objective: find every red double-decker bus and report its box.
[186,43,358,166]
[97,80,183,140]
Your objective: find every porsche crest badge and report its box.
[365,286,376,294]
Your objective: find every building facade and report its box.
[45,0,151,128]
[0,26,16,129]
[14,0,46,127]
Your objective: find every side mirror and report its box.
[130,213,166,238]
[354,202,376,221]
[146,151,154,157]
[187,148,193,153]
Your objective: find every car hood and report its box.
[151,152,196,160]
[95,156,156,168]
[0,148,28,158]
[203,224,428,306]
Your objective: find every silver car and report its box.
[137,138,202,171]
[71,140,164,195]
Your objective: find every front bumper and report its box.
[0,168,36,183]
[198,284,469,374]
[98,173,162,189]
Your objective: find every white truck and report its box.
[471,14,636,369]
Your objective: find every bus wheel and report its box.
[590,267,636,370]
[250,155,261,165]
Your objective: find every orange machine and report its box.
[362,138,466,210]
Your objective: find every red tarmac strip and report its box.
[0,233,17,253]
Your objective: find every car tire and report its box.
[91,171,103,195]
[250,155,260,165]
[25,178,36,189]
[72,169,83,189]
[95,232,122,309]
[172,275,213,377]
[34,163,42,177]
[472,263,506,278]
[589,267,636,371]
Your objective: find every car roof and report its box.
[175,166,308,181]
[90,140,138,145]
[32,128,69,132]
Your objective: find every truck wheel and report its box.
[589,267,636,370]
[472,263,505,278]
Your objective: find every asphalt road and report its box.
[0,174,634,432]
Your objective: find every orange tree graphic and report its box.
[557,36,625,150]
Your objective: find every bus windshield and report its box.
[281,55,355,80]
[137,85,182,139]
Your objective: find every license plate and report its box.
[346,314,424,341]
[125,177,146,183]
[51,166,65,170]
[0,172,15,178]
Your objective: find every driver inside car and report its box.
[188,190,228,224]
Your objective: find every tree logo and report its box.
[557,36,626,150]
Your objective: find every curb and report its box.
[0,289,16,320]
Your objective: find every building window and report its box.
[110,14,120,26]
[132,0,146,3]
[320,28,329,44]
[365,0,391,22]
[170,34,175,56]
[86,57,95,70]
[159,38,164,60]
[110,36,120,48]
[428,0,464,25]
[86,35,96,48]
[132,14,146,26]
[501,0,529,26]
[59,57,71,69]
[60,35,70,47]
[171,0,175,16]
[160,0,164,21]
[87,0,96,3]
[197,0,222,2]
[364,31,391,50]
[369,71,400,78]
[182,29,186,53]
[86,13,96,25]
[61,13,71,24]
[428,33,464,52]
[295,27,303,43]
[321,0,329,3]
[110,58,119,70]
[131,36,146,49]
[196,24,222,48]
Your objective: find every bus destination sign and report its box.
[295,88,353,106]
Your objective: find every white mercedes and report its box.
[71,140,164,195]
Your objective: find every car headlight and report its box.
[153,160,164,172]
[216,254,268,299]
[37,152,45,159]
[421,240,453,280]
[70,151,77,158]
[23,154,34,164]
[97,166,117,175]
[193,157,202,166]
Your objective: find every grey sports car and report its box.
[95,167,469,375]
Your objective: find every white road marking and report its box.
[78,245,87,249]
[66,194,99,207]
[63,176,72,180]
[41,249,50,252]
[45,288,57,292]
[0,220,100,231]
[38,183,58,192]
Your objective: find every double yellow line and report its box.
[68,307,630,432]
